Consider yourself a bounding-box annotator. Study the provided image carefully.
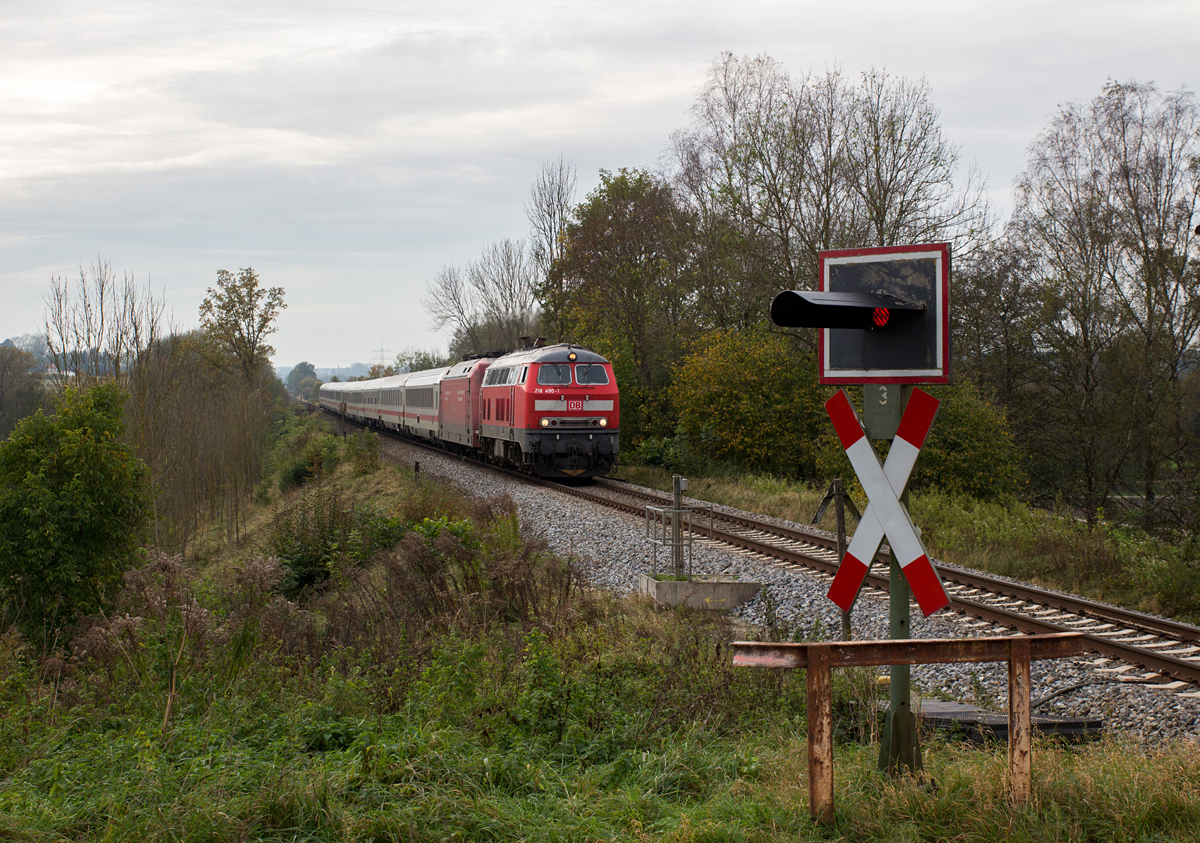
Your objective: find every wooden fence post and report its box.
[1008,637,1032,802]
[807,644,835,823]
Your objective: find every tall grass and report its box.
[912,491,1200,621]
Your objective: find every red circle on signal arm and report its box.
[872,308,890,328]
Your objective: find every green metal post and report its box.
[878,486,923,775]
[672,474,684,579]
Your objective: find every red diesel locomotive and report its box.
[318,343,620,478]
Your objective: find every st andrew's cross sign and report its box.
[825,388,950,616]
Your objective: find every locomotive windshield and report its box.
[575,364,609,385]
[537,364,572,385]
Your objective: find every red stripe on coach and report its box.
[825,390,865,451]
[895,388,939,449]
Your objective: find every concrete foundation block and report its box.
[638,574,763,611]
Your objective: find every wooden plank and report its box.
[807,644,834,824]
[732,633,1084,669]
[1008,637,1032,802]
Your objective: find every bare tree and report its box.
[470,239,539,343]
[1008,80,1200,525]
[670,54,805,327]
[424,264,480,353]
[1095,81,1200,525]
[668,54,990,330]
[526,157,577,340]
[672,54,810,289]
[43,258,167,390]
[847,69,989,254]
[424,239,540,356]
[41,262,278,551]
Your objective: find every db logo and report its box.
[567,400,583,411]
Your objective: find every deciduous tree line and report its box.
[2,263,289,637]
[39,263,286,554]
[957,81,1200,530]
[434,55,1200,530]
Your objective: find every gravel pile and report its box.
[371,428,1200,744]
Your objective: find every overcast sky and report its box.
[2,0,1197,370]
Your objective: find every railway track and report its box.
[333,411,1200,694]
[577,478,1200,692]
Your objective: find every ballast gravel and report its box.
[371,429,1200,745]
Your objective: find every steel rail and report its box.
[543,478,1200,685]
[593,483,1200,684]
[596,478,1200,646]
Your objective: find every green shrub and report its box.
[269,485,406,596]
[0,384,150,641]
[816,380,1025,501]
[670,329,826,478]
[268,411,341,492]
[343,429,380,476]
[631,428,710,474]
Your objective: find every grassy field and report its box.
[3,426,1200,840]
[617,465,1200,623]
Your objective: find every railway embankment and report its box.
[365,424,1200,744]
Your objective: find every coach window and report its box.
[537,364,571,385]
[520,365,528,384]
[575,364,609,385]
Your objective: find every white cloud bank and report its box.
[1,0,1197,365]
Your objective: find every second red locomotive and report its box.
[318,342,620,479]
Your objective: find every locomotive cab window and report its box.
[537,364,571,385]
[575,364,609,385]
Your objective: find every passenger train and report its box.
[318,342,620,478]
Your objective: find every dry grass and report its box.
[619,465,837,531]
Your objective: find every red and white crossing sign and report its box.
[825,388,951,617]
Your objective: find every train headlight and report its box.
[540,417,550,428]
[599,418,608,427]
